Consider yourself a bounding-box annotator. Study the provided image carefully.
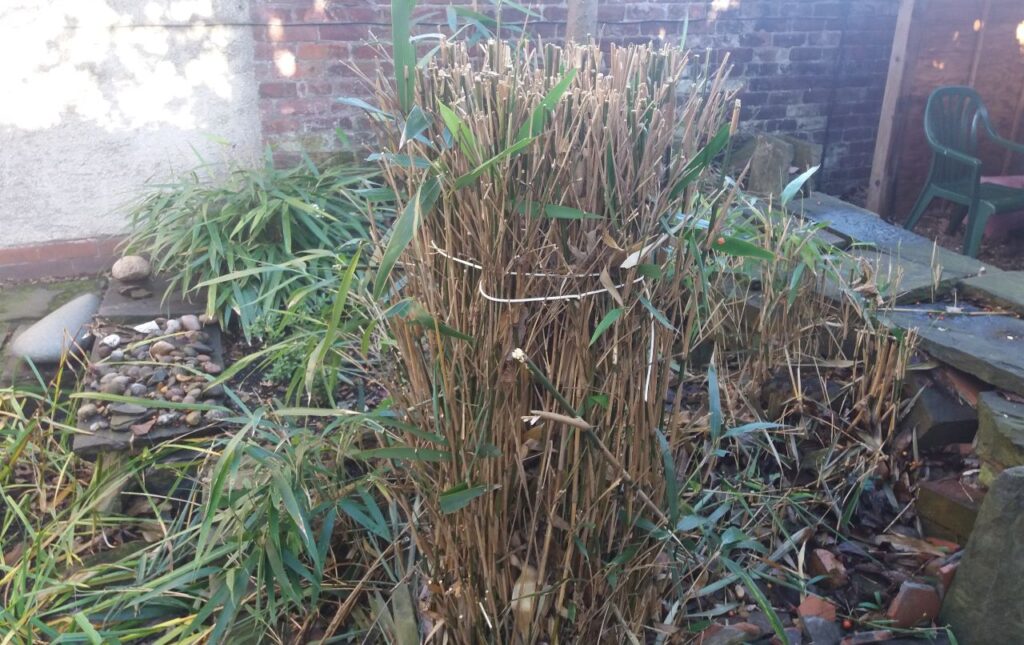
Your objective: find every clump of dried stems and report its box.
[366,41,914,643]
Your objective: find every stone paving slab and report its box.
[790,193,991,278]
[72,324,226,456]
[819,249,964,304]
[880,305,1024,396]
[98,275,204,321]
[0,277,104,323]
[976,390,1024,486]
[917,478,984,545]
[958,272,1024,315]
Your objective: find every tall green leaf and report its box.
[391,0,417,114]
[374,176,441,298]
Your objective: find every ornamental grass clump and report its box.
[366,41,751,640]
[362,37,916,642]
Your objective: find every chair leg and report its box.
[946,204,969,235]
[963,202,994,258]
[904,186,935,232]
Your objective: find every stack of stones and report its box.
[79,313,227,434]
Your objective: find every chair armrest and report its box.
[980,111,1024,157]
[990,133,1024,157]
[933,143,983,170]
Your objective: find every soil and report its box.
[900,209,1024,271]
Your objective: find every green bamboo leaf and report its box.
[713,235,775,261]
[671,123,731,199]
[438,102,480,162]
[454,136,535,188]
[400,105,433,148]
[72,613,103,645]
[353,446,451,462]
[708,362,722,441]
[439,483,490,514]
[272,471,318,563]
[391,0,416,114]
[544,204,601,220]
[721,558,787,643]
[655,428,679,524]
[336,97,395,120]
[589,307,624,346]
[638,295,674,331]
[367,152,432,169]
[374,176,441,298]
[781,164,819,206]
[515,69,578,143]
[723,422,785,440]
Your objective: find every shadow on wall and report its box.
[0,0,260,248]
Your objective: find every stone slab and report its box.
[819,249,965,304]
[0,277,104,323]
[941,466,1024,643]
[880,305,1024,396]
[790,193,991,279]
[975,391,1024,487]
[97,275,204,322]
[901,374,977,450]
[72,324,226,456]
[917,478,984,545]
[958,271,1024,315]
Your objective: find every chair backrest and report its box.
[924,86,985,184]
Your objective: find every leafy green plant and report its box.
[124,149,389,340]
[1,369,407,642]
[215,246,388,405]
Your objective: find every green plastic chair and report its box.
[903,86,1024,257]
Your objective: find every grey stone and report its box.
[128,383,148,397]
[146,369,169,386]
[150,340,175,357]
[8,293,100,363]
[959,271,1024,315]
[975,391,1024,487]
[731,133,795,197]
[180,314,201,331]
[941,466,1024,643]
[164,319,181,334]
[819,249,965,304]
[98,275,203,321]
[880,305,1024,396]
[109,403,148,416]
[901,374,978,450]
[790,193,991,279]
[111,256,151,282]
[701,625,755,645]
[100,375,130,394]
[76,403,98,420]
[800,616,840,645]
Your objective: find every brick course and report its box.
[251,0,899,198]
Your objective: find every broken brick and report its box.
[886,581,940,628]
[797,595,837,622]
[809,548,849,589]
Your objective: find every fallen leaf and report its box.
[130,419,155,436]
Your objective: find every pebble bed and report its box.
[78,314,228,436]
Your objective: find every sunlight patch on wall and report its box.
[0,0,236,132]
[710,0,741,20]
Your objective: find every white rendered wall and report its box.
[0,0,261,248]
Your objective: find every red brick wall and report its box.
[251,0,898,198]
